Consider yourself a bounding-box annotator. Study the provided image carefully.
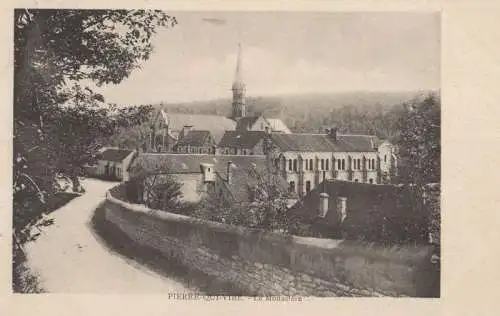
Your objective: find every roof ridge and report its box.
[339,133,377,137]
[140,153,267,157]
[277,132,327,136]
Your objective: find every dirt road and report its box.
[25,178,190,293]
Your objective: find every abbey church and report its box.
[145,44,398,188]
[147,43,291,154]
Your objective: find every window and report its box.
[305,180,311,193]
[342,159,345,170]
[354,179,359,183]
[384,155,387,163]
[369,178,373,184]
[288,159,292,171]
[310,159,314,170]
[337,159,341,170]
[320,159,324,170]
[326,159,329,170]
[293,159,298,172]
[289,181,296,194]
[368,159,371,170]
[305,159,308,170]
[372,158,376,169]
[358,159,361,169]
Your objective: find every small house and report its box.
[91,148,136,181]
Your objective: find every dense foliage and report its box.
[193,163,310,234]
[397,94,441,185]
[128,160,184,211]
[13,9,176,253]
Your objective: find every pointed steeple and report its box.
[232,42,246,119]
[232,42,245,90]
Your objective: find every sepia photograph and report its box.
[13,9,441,297]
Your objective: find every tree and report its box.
[397,93,441,185]
[193,159,311,234]
[396,93,441,244]
[13,9,177,253]
[128,160,183,211]
[244,167,291,232]
[108,119,153,151]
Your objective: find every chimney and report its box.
[227,161,233,184]
[337,197,347,223]
[329,126,338,142]
[200,163,215,182]
[319,192,329,218]
[181,125,193,138]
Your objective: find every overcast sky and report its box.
[95,11,440,105]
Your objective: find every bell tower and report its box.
[232,42,246,119]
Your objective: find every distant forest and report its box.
[145,90,440,143]
[108,90,440,150]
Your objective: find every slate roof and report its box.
[218,131,267,149]
[98,148,135,162]
[176,130,212,147]
[235,116,260,131]
[156,110,236,143]
[288,179,401,226]
[270,133,380,153]
[129,153,269,175]
[265,118,291,133]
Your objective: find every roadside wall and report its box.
[104,191,439,297]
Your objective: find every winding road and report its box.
[25,178,190,293]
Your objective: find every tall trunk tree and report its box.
[13,9,177,248]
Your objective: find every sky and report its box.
[94,11,440,105]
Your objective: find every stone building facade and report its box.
[268,128,397,198]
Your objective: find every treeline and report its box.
[144,91,437,143]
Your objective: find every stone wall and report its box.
[104,191,439,297]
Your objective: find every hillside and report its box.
[147,90,438,139]
[153,90,432,115]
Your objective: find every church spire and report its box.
[235,42,243,84]
[232,42,246,119]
